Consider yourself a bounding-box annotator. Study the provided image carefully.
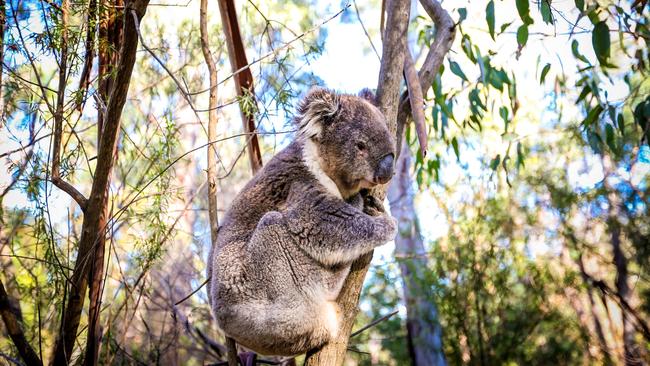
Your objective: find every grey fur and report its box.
[208,87,397,356]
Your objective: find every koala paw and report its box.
[362,194,385,217]
[376,214,398,242]
[347,193,365,211]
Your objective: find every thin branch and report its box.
[188,3,351,97]
[396,0,455,157]
[352,0,380,60]
[403,51,427,158]
[351,309,399,338]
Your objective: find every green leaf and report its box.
[571,40,590,63]
[582,105,604,127]
[617,114,625,134]
[587,131,602,154]
[459,8,467,22]
[516,0,533,24]
[516,142,525,168]
[575,0,584,12]
[461,34,476,63]
[592,21,611,64]
[540,0,553,24]
[490,154,501,170]
[517,25,529,47]
[500,106,510,132]
[540,63,551,84]
[486,0,496,40]
[605,124,616,152]
[577,85,592,103]
[449,61,468,82]
[451,137,460,160]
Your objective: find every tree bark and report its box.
[304,0,411,365]
[51,1,150,364]
[0,279,43,366]
[603,156,643,366]
[217,0,263,174]
[388,141,446,366]
[84,2,124,364]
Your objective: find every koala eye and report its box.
[355,141,367,151]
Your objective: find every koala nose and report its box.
[375,154,394,184]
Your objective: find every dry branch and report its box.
[403,51,427,158]
[218,0,263,174]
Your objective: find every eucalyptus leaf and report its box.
[487,0,496,40]
[540,63,551,84]
[517,25,529,47]
[592,21,611,64]
[450,61,469,82]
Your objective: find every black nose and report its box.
[375,154,394,184]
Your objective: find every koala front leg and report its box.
[284,183,396,266]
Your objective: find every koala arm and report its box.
[283,182,396,266]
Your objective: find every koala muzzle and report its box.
[374,153,395,184]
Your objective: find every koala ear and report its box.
[358,88,377,105]
[296,87,340,140]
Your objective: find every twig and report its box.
[351,309,399,337]
[352,0,380,60]
[188,2,351,97]
[174,278,208,306]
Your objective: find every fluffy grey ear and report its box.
[296,87,340,140]
[358,88,377,104]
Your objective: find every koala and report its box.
[208,87,397,356]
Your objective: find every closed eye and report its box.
[356,141,366,151]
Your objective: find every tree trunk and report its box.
[388,141,446,366]
[304,0,411,365]
[51,1,150,363]
[84,2,123,364]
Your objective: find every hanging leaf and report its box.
[500,106,510,132]
[582,105,604,127]
[617,114,625,134]
[575,0,584,12]
[486,0,496,40]
[592,21,611,64]
[540,0,553,24]
[516,142,526,168]
[517,25,529,47]
[459,8,468,22]
[587,131,603,154]
[451,137,460,160]
[605,124,616,152]
[540,63,551,84]
[576,85,592,103]
[571,40,590,63]
[490,154,502,170]
[516,0,533,24]
[450,61,469,82]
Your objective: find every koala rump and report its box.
[208,87,397,356]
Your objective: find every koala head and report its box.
[296,87,396,199]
